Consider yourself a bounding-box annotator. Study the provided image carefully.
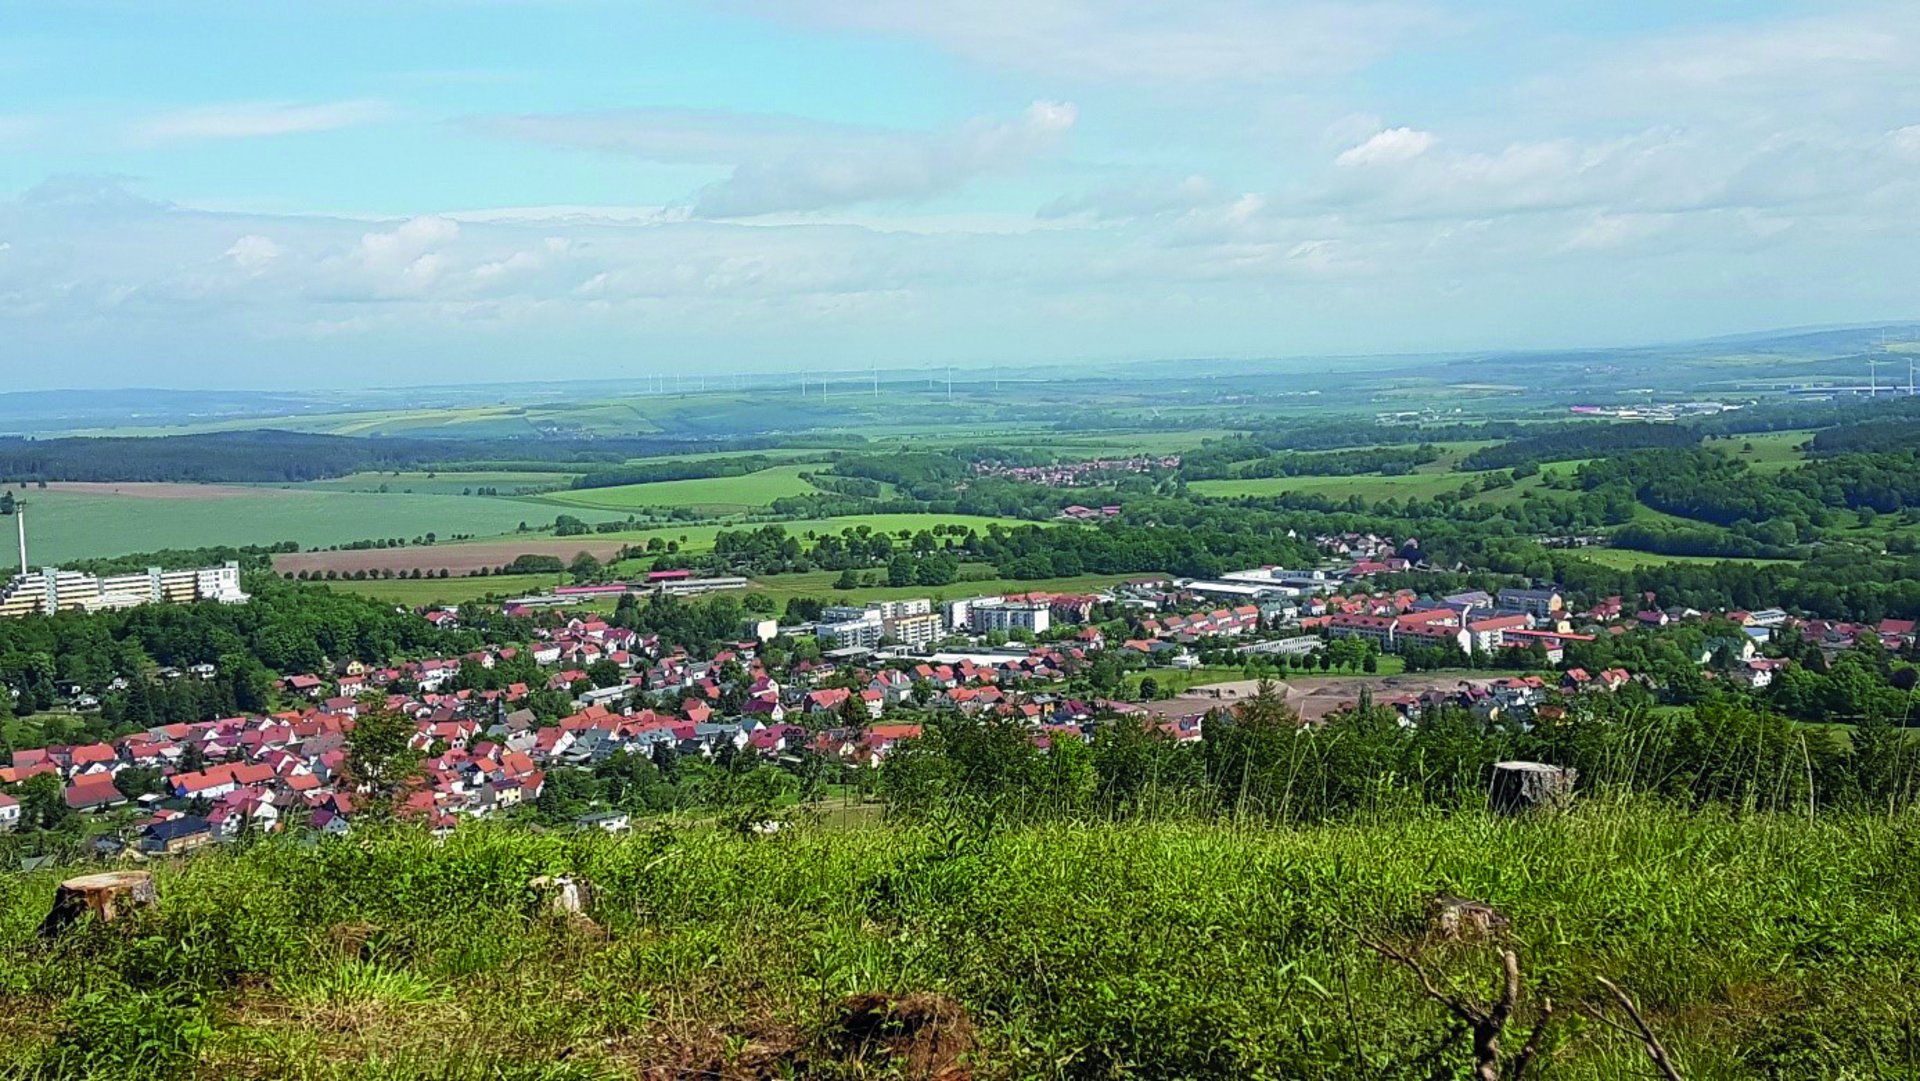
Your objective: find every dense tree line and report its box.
[64,542,297,576]
[1460,422,1699,471]
[833,452,973,493]
[0,430,861,484]
[1786,451,1920,514]
[0,579,471,717]
[881,685,1920,825]
[1181,444,1442,481]
[569,454,811,491]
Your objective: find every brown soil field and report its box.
[274,538,634,576]
[1140,673,1503,723]
[44,482,268,501]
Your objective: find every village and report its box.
[4,529,1911,855]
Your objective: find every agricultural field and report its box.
[284,513,1039,578]
[534,464,827,515]
[18,484,629,565]
[295,471,575,495]
[1191,472,1481,501]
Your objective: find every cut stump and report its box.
[1489,761,1576,814]
[1427,893,1512,943]
[38,871,157,936]
[529,875,603,937]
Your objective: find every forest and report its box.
[1457,421,1699,470]
[567,453,800,491]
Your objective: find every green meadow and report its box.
[1192,472,1482,501]
[534,464,828,515]
[1570,548,1799,570]
[295,471,576,496]
[5,808,1915,1079]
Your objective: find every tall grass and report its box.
[4,807,1919,1078]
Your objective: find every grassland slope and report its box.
[4,806,1916,1079]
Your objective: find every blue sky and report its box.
[3,0,1918,388]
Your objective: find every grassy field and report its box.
[295,471,575,496]
[1193,472,1483,501]
[1570,548,1798,570]
[515,512,1040,558]
[4,809,1914,1079]
[744,568,1144,607]
[287,513,1043,580]
[1716,429,1815,474]
[316,573,566,607]
[535,464,826,515]
[19,485,631,565]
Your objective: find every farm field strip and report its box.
[531,463,826,513]
[17,485,630,566]
[277,513,1040,576]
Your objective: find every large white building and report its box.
[0,562,249,619]
[965,598,1052,636]
[816,598,945,649]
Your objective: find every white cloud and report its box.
[225,235,282,270]
[1335,127,1435,168]
[133,100,390,145]
[482,101,1077,217]
[1892,125,1920,159]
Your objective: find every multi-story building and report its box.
[1495,587,1564,619]
[882,611,944,648]
[966,599,1052,636]
[1327,609,1471,654]
[0,562,248,619]
[818,599,943,649]
[869,598,932,620]
[815,611,884,649]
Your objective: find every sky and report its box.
[3,0,1920,389]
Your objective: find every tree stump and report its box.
[1489,761,1576,814]
[528,875,593,916]
[529,875,603,936]
[1427,893,1512,943]
[38,871,157,936]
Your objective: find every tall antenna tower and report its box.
[871,363,878,398]
[946,366,953,404]
[14,500,26,573]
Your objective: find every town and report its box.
[7,523,1912,856]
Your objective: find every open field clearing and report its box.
[1570,548,1799,570]
[18,485,626,565]
[1192,472,1482,501]
[1716,429,1815,474]
[280,513,1038,577]
[534,464,826,514]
